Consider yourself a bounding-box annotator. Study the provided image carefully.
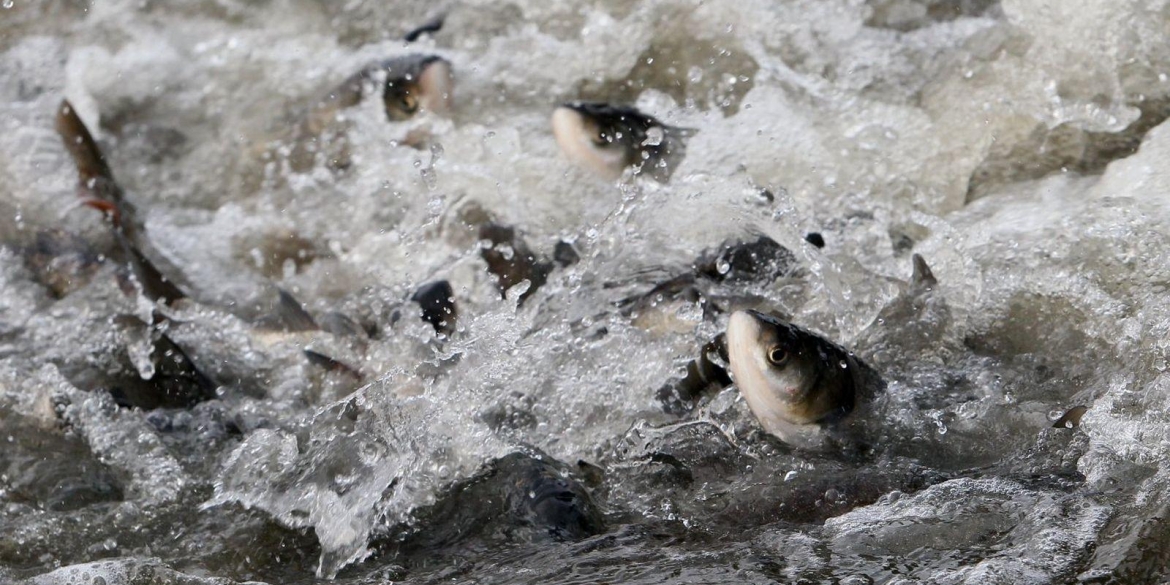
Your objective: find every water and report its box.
[2,0,1169,583]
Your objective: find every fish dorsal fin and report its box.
[274,288,319,332]
[404,13,445,42]
[910,253,937,292]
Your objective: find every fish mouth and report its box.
[416,58,454,115]
[551,106,626,180]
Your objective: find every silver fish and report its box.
[550,102,692,181]
[726,309,884,449]
[307,54,454,132]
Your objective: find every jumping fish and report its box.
[305,54,454,133]
[726,310,885,450]
[551,102,692,181]
[55,100,187,305]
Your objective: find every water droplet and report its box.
[642,126,665,147]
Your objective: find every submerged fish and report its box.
[618,235,798,336]
[551,102,692,181]
[466,204,578,307]
[378,452,605,557]
[19,228,103,299]
[727,310,884,450]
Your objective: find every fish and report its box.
[107,315,218,410]
[478,223,554,306]
[692,235,796,284]
[55,100,187,305]
[303,349,363,381]
[305,54,454,132]
[1052,405,1087,429]
[551,102,693,181]
[375,452,605,557]
[616,235,797,336]
[410,280,458,336]
[854,253,950,360]
[286,54,454,172]
[726,309,885,450]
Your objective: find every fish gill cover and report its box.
[0,0,1169,583]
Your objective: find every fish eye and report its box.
[766,346,789,366]
[591,130,610,146]
[401,94,419,113]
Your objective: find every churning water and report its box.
[2,0,1170,583]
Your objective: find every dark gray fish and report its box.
[727,310,885,450]
[410,280,457,336]
[108,315,218,410]
[553,240,580,267]
[856,253,950,358]
[551,102,693,181]
[693,236,797,284]
[376,452,605,558]
[617,235,796,327]
[910,253,937,293]
[289,54,453,171]
[55,100,187,305]
[317,311,369,341]
[271,288,319,332]
[479,223,554,306]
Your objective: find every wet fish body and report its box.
[727,310,884,450]
[55,100,187,305]
[551,102,692,181]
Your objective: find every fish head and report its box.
[551,102,653,180]
[381,55,453,121]
[727,310,843,427]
